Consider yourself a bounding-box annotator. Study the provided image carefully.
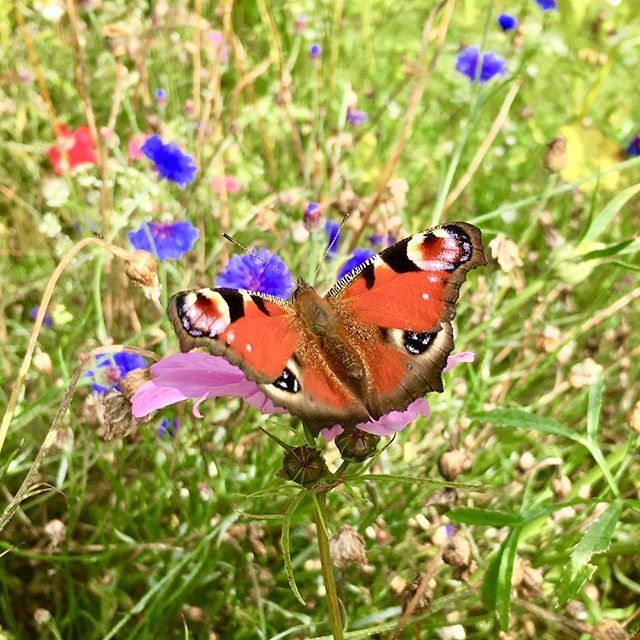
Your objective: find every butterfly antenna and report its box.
[222,233,287,277]
[312,211,351,281]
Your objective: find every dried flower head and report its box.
[124,250,161,301]
[569,358,603,389]
[545,135,568,173]
[401,574,435,614]
[443,533,475,580]
[329,525,368,570]
[438,449,467,481]
[489,233,523,273]
[280,446,330,487]
[99,391,144,441]
[591,620,629,640]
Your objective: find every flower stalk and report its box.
[313,494,344,640]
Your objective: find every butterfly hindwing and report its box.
[168,288,299,381]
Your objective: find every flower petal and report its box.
[320,425,344,441]
[443,351,475,372]
[356,398,431,437]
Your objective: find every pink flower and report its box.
[210,175,241,194]
[131,352,285,419]
[128,135,145,160]
[132,351,476,439]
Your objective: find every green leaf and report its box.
[448,508,523,527]
[355,473,482,490]
[557,500,623,605]
[586,370,604,442]
[281,492,307,606]
[482,527,521,631]
[582,183,640,243]
[579,239,635,260]
[475,409,583,443]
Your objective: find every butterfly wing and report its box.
[326,222,486,420]
[168,288,299,381]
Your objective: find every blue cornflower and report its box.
[30,306,53,328]
[325,220,341,256]
[86,352,147,394]
[215,248,294,298]
[346,107,368,126]
[140,135,197,188]
[155,88,166,101]
[368,233,394,248]
[309,43,321,59]
[535,0,557,10]
[157,417,179,439]
[625,135,640,157]
[128,221,199,261]
[337,248,375,280]
[497,13,518,30]
[455,47,507,84]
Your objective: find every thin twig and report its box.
[192,0,203,119]
[229,56,272,117]
[444,79,523,210]
[106,59,126,131]
[349,0,453,250]
[0,237,138,457]
[0,345,158,535]
[14,1,58,131]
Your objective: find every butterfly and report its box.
[168,222,486,435]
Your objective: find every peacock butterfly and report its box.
[168,222,486,435]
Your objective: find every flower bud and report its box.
[125,250,160,302]
[551,474,572,499]
[335,430,380,462]
[329,525,368,570]
[401,574,435,614]
[544,135,568,173]
[33,350,53,375]
[99,391,142,440]
[438,449,467,481]
[120,366,151,400]
[443,533,472,569]
[591,620,629,640]
[281,446,329,487]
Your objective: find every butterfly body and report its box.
[169,222,486,434]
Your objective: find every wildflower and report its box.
[47,124,97,175]
[124,250,161,301]
[368,233,394,247]
[330,525,368,570]
[304,201,322,229]
[30,306,53,328]
[295,14,307,34]
[346,107,368,126]
[625,135,640,157]
[86,352,147,394]
[210,175,241,194]
[544,135,568,172]
[206,30,229,63]
[154,88,167,108]
[535,0,557,10]
[140,135,197,188]
[157,417,179,438]
[131,352,475,439]
[309,43,321,60]
[215,248,294,298]
[127,135,144,160]
[497,13,518,30]
[455,46,506,84]
[325,220,341,256]
[337,248,374,279]
[128,221,199,261]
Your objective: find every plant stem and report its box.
[313,494,344,640]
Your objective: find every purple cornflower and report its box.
[30,306,53,328]
[128,221,199,261]
[625,135,640,157]
[304,201,322,228]
[86,352,147,394]
[497,13,518,30]
[455,47,507,84]
[325,220,341,256]
[535,0,557,10]
[346,107,368,126]
[157,417,179,439]
[309,43,321,59]
[338,248,375,280]
[140,135,197,188]
[215,248,294,298]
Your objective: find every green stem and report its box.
[313,494,344,640]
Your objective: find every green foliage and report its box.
[1,0,640,639]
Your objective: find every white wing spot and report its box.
[226,330,235,344]
[422,292,430,300]
[246,344,252,352]
[428,275,438,283]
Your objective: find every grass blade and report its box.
[475,409,584,443]
[582,183,640,243]
[281,491,307,606]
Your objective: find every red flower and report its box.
[47,125,97,174]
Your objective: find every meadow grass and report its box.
[1,1,640,639]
